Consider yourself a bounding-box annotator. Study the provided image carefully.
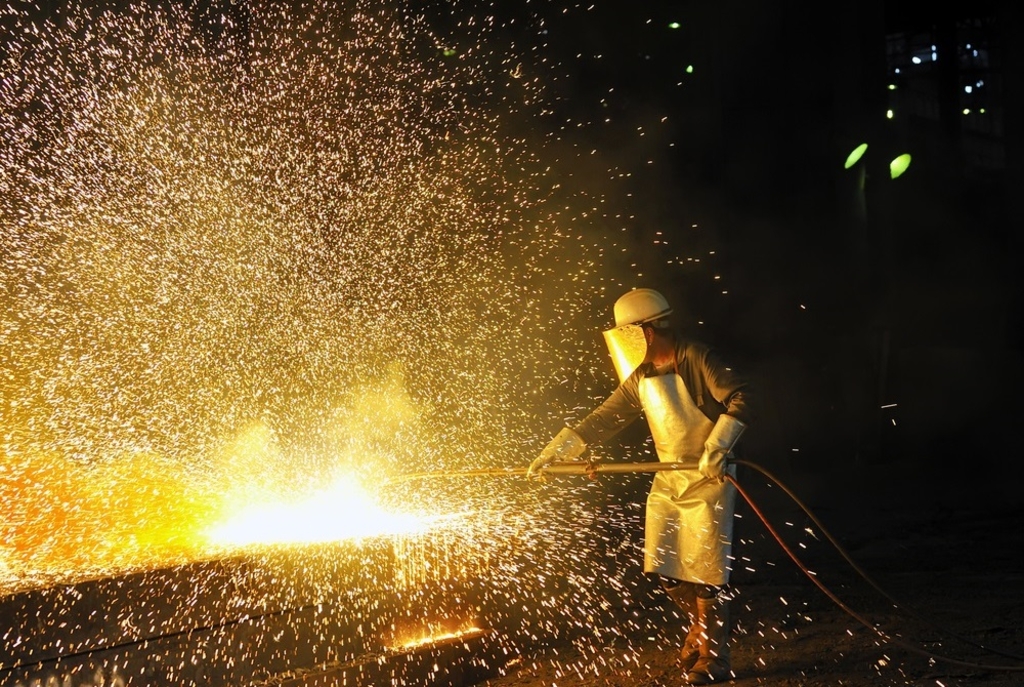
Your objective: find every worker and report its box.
[528,288,753,685]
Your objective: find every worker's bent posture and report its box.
[529,288,754,685]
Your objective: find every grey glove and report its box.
[698,414,747,480]
[527,427,587,481]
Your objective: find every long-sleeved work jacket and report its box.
[573,337,753,445]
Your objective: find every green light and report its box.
[442,48,457,57]
[668,21,681,29]
[844,143,868,169]
[889,153,912,179]
[686,65,694,74]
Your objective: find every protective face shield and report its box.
[603,289,674,383]
[603,323,648,383]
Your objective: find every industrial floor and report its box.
[478,498,1024,687]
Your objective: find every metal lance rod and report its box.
[543,461,687,476]
[386,460,688,485]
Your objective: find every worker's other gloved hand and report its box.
[528,427,587,481]
[699,414,747,480]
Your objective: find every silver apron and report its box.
[640,372,736,585]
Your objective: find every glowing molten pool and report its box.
[207,473,459,547]
[0,443,474,595]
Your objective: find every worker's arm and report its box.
[571,379,643,446]
[528,374,643,480]
[698,345,754,426]
[696,346,753,479]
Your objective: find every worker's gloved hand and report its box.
[528,427,587,481]
[699,414,747,480]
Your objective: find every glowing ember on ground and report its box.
[394,626,487,650]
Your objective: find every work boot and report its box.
[684,593,732,684]
[664,581,700,670]
[679,617,701,671]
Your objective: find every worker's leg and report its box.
[659,576,700,671]
[684,584,733,685]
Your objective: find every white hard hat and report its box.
[613,288,673,327]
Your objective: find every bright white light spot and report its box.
[207,474,451,546]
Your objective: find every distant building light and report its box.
[844,143,869,169]
[890,153,912,179]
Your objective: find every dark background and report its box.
[529,0,1024,515]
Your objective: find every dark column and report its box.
[999,3,1024,349]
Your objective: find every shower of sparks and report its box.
[0,1,752,684]
[1,0,618,586]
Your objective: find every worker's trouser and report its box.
[660,577,733,681]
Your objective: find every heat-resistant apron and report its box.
[640,371,736,585]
